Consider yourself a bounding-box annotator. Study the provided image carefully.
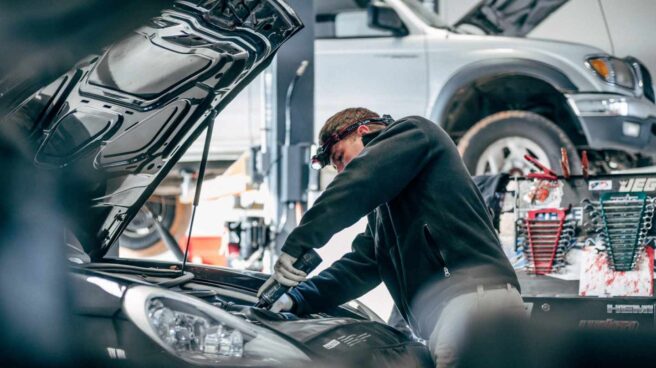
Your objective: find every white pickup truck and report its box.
[190,0,655,176]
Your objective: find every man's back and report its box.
[360,116,519,336]
[283,115,519,337]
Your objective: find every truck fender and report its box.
[429,58,578,127]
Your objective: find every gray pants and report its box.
[428,284,526,368]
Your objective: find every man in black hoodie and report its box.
[258,107,525,367]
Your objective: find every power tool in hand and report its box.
[255,249,322,309]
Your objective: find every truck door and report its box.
[314,0,428,133]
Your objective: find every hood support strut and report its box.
[181,109,217,273]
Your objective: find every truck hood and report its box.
[445,30,604,57]
[455,0,568,37]
[4,0,302,260]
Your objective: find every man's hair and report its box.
[319,107,385,145]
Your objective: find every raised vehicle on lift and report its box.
[2,0,431,366]
[313,0,655,177]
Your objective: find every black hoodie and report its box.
[283,116,519,339]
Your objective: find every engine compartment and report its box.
[69,260,373,321]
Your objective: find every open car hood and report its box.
[4,0,302,260]
[454,0,567,37]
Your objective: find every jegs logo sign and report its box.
[619,178,656,193]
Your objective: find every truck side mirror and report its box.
[368,2,408,36]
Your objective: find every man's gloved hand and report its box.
[270,293,294,313]
[257,252,307,298]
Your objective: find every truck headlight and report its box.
[586,56,636,89]
[124,285,310,366]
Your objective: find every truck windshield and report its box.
[400,0,450,29]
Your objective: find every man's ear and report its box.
[356,125,370,136]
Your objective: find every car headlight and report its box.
[123,285,310,366]
[586,56,636,89]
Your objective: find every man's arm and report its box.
[281,118,432,258]
[288,225,381,315]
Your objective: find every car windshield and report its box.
[399,0,450,29]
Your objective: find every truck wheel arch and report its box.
[430,58,579,131]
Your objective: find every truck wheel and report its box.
[458,111,581,176]
[119,196,191,257]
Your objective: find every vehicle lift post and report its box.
[259,0,315,262]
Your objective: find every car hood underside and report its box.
[455,0,568,37]
[4,0,302,259]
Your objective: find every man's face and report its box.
[329,125,370,173]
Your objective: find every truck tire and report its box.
[119,196,191,257]
[458,110,581,176]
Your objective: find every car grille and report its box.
[639,62,655,103]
